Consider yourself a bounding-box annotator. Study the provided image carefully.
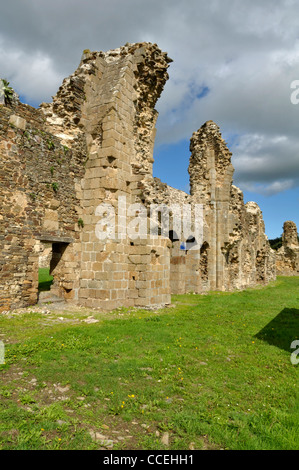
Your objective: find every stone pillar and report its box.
[188,121,234,292]
[282,221,298,247]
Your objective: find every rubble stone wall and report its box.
[0,103,85,311]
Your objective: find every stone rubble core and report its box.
[276,221,299,275]
[0,42,277,312]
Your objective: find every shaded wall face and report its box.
[146,120,275,296]
[170,242,187,295]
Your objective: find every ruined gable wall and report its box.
[142,120,276,295]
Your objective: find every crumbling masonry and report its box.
[276,221,299,276]
[0,42,277,312]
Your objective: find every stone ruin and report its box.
[0,42,278,313]
[276,221,299,276]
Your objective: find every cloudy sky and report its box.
[1,0,299,237]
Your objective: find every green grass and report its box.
[38,268,53,292]
[0,276,298,450]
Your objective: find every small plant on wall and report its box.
[51,182,59,192]
[47,139,55,150]
[78,218,84,228]
[0,79,14,105]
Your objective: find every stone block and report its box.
[9,114,27,130]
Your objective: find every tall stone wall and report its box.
[0,42,277,312]
[188,121,276,291]
[70,43,172,310]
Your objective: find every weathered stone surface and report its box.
[282,221,298,248]
[9,114,27,130]
[276,221,299,275]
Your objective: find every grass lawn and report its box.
[38,268,53,292]
[0,276,298,450]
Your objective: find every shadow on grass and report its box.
[255,308,299,353]
[38,268,53,292]
[38,280,53,292]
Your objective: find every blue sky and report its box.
[1,0,299,239]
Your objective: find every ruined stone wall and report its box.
[0,42,277,313]
[142,120,276,294]
[276,221,299,275]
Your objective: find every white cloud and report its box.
[238,180,296,196]
[0,35,63,104]
[230,132,299,195]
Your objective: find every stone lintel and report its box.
[35,234,74,244]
